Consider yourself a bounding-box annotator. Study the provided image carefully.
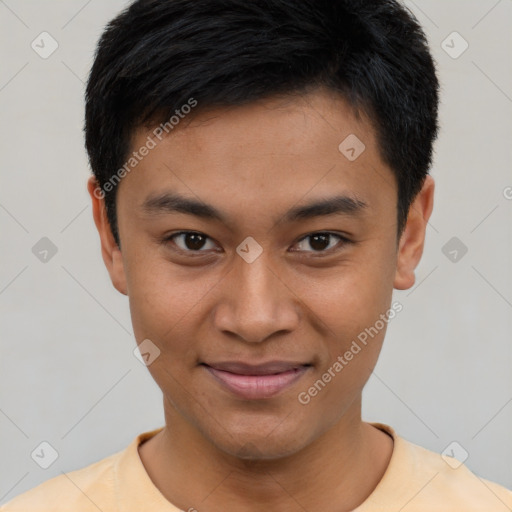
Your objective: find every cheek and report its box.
[125,251,227,361]
[125,259,212,400]
[291,246,395,389]
[298,313,389,424]
[292,257,395,337]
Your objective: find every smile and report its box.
[201,362,312,400]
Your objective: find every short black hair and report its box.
[85,0,440,248]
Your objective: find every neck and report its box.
[139,396,393,512]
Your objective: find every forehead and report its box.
[118,88,397,226]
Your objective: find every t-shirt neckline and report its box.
[115,422,404,511]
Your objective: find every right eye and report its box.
[162,231,220,254]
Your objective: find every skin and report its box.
[87,87,434,511]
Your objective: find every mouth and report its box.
[201,361,312,400]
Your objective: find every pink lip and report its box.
[202,362,311,400]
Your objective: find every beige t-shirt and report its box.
[1,423,511,511]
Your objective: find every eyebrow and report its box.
[141,191,368,224]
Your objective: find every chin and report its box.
[206,417,314,461]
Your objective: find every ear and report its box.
[394,175,435,290]
[87,176,128,295]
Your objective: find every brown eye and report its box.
[166,232,217,253]
[292,232,349,253]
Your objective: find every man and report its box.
[3,0,511,510]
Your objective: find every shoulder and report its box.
[407,439,512,510]
[365,423,512,511]
[0,450,121,512]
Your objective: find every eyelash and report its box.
[161,231,352,256]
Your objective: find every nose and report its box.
[212,251,301,344]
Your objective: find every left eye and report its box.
[292,232,348,253]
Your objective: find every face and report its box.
[89,88,433,460]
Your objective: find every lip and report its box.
[202,361,311,400]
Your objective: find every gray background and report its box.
[1,0,511,504]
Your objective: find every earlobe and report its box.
[393,175,435,291]
[87,176,128,296]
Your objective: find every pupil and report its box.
[186,233,205,250]
[310,234,329,251]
